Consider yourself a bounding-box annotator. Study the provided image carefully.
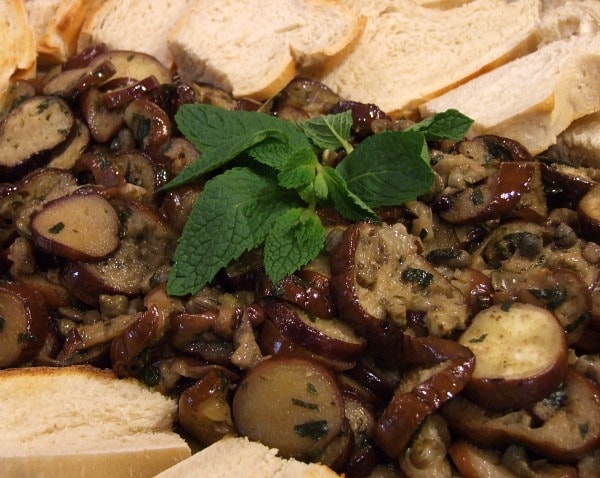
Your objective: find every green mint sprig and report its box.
[164,103,472,296]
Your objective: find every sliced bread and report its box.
[31,0,105,65]
[167,0,364,101]
[538,0,600,44]
[155,436,340,478]
[316,0,541,117]
[0,0,36,105]
[419,34,600,155]
[547,111,600,168]
[77,0,193,69]
[0,365,191,478]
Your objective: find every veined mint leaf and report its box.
[161,128,281,190]
[167,167,301,296]
[264,208,326,284]
[336,130,434,208]
[321,166,378,222]
[277,147,319,190]
[407,109,473,141]
[298,111,353,153]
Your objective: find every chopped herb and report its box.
[294,420,329,441]
[565,312,590,334]
[580,423,589,438]
[501,301,513,311]
[48,222,65,234]
[138,363,161,387]
[18,331,37,343]
[0,316,4,331]
[527,286,568,310]
[291,398,319,410]
[133,114,151,144]
[36,100,51,113]
[426,248,461,265]
[541,382,568,409]
[306,382,318,395]
[401,268,433,288]
[470,187,484,205]
[469,333,488,343]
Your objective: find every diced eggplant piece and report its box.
[1,79,37,115]
[60,199,177,306]
[543,162,598,206]
[0,96,75,181]
[442,369,600,462]
[0,282,48,368]
[178,370,237,447]
[0,168,78,242]
[374,334,474,458]
[578,184,600,241]
[47,118,91,170]
[272,78,342,119]
[232,356,345,460]
[160,184,203,233]
[80,87,125,143]
[63,43,109,70]
[436,162,539,225]
[262,298,366,363]
[458,303,569,411]
[123,99,172,150]
[88,50,172,85]
[30,192,120,262]
[42,60,117,99]
[330,222,468,365]
[102,75,161,109]
[110,150,158,202]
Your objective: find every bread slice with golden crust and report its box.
[168,0,364,101]
[0,0,36,105]
[317,0,541,118]
[77,0,193,70]
[155,436,341,478]
[0,365,191,478]
[26,0,105,65]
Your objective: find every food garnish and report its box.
[165,105,472,295]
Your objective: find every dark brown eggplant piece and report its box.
[47,118,91,170]
[0,96,75,181]
[61,198,177,306]
[160,184,203,233]
[442,368,600,462]
[30,192,120,262]
[578,184,600,241]
[543,162,598,206]
[110,150,158,202]
[0,168,78,243]
[262,298,365,363]
[102,75,161,109]
[258,318,357,372]
[329,222,468,366]
[437,161,539,225]
[80,87,125,143]
[123,99,172,150]
[88,50,172,85]
[374,334,474,458]
[178,370,237,447]
[42,60,117,100]
[0,282,48,368]
[257,273,336,320]
[449,441,578,478]
[232,355,345,460]
[272,78,342,119]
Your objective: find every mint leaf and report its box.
[277,147,320,190]
[336,130,434,208]
[298,111,353,153]
[407,109,473,141]
[167,167,301,296]
[162,128,281,190]
[321,166,378,221]
[264,208,326,284]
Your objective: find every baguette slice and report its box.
[0,365,191,478]
[168,0,364,101]
[155,436,340,478]
[538,0,600,44]
[28,0,105,65]
[420,34,600,155]
[316,0,541,117]
[77,0,193,69]
[0,0,36,106]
